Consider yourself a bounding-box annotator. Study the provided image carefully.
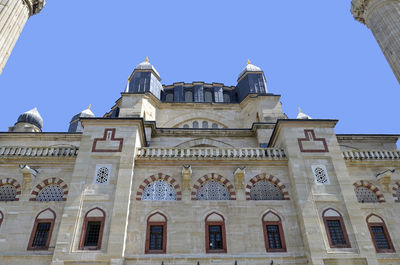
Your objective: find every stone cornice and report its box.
[23,0,46,16]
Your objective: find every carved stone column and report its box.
[351,0,400,83]
[181,165,192,200]
[0,0,45,74]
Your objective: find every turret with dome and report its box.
[9,108,43,132]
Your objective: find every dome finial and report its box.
[247,59,251,65]
[145,56,149,62]
[298,107,302,113]
[88,104,91,110]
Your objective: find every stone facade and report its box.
[0,0,45,74]
[0,60,399,265]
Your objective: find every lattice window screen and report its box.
[142,180,177,201]
[355,187,379,203]
[311,165,330,185]
[37,185,63,201]
[196,180,230,200]
[0,185,16,201]
[94,164,112,184]
[250,180,283,200]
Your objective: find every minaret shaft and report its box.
[352,0,400,83]
[0,0,45,75]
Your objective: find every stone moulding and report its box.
[342,150,400,160]
[0,146,78,158]
[136,147,286,160]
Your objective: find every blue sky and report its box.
[0,1,399,135]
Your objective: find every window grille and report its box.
[142,180,177,201]
[355,187,378,203]
[0,184,16,201]
[312,165,330,184]
[266,225,282,249]
[36,185,63,201]
[327,220,346,245]
[208,225,223,250]
[32,222,51,248]
[371,226,390,250]
[196,180,230,200]
[250,180,283,200]
[149,225,164,250]
[84,221,101,247]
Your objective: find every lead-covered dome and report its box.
[238,60,263,81]
[134,57,161,80]
[17,107,43,129]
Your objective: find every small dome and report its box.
[238,60,263,80]
[297,108,312,120]
[79,108,94,118]
[135,57,161,79]
[17,108,43,129]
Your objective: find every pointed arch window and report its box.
[196,180,230,200]
[205,212,227,253]
[79,208,105,250]
[145,212,167,254]
[250,180,284,200]
[141,180,177,201]
[28,208,56,250]
[366,214,395,253]
[322,209,350,248]
[262,211,286,252]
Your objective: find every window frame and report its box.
[145,212,167,254]
[27,208,56,251]
[205,213,227,253]
[79,208,105,251]
[366,214,395,253]
[262,212,286,252]
[0,211,3,228]
[322,209,351,248]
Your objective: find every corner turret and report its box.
[235,60,267,102]
[9,108,43,132]
[68,106,95,132]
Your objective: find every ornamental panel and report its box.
[142,180,177,201]
[250,180,283,200]
[0,184,16,201]
[36,185,63,201]
[312,165,330,185]
[196,180,230,200]
[94,164,112,184]
[355,187,379,203]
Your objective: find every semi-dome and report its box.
[296,108,312,120]
[17,107,43,129]
[237,60,263,81]
[134,57,161,80]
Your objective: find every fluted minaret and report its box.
[0,0,45,74]
[351,0,400,83]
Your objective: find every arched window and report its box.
[397,189,400,202]
[212,123,218,129]
[165,93,173,102]
[196,180,230,200]
[202,121,208,128]
[204,90,212,102]
[193,121,199,128]
[145,212,167,254]
[355,187,379,203]
[28,208,55,250]
[250,180,284,200]
[223,93,230,103]
[141,180,177,201]
[205,212,226,253]
[262,211,286,252]
[366,214,395,253]
[0,184,17,201]
[185,90,193,102]
[0,211,3,228]
[79,208,105,250]
[322,209,350,248]
[36,184,64,201]
[183,124,189,128]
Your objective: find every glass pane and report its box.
[142,180,177,201]
[371,226,390,249]
[185,90,193,102]
[266,225,282,249]
[149,225,164,250]
[193,121,199,128]
[166,93,173,102]
[355,187,378,203]
[209,225,223,250]
[0,185,16,201]
[212,123,218,129]
[196,180,230,200]
[202,121,208,128]
[327,219,346,245]
[223,93,230,103]
[250,180,283,200]
[204,91,212,102]
[36,185,63,202]
[32,222,51,247]
[84,221,101,247]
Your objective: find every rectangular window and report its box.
[266,225,282,249]
[371,226,391,250]
[149,225,164,250]
[327,220,346,245]
[84,221,101,247]
[208,225,223,250]
[32,222,51,247]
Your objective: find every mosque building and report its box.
[0,1,400,265]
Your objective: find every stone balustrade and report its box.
[137,147,286,160]
[342,150,400,160]
[0,146,78,158]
